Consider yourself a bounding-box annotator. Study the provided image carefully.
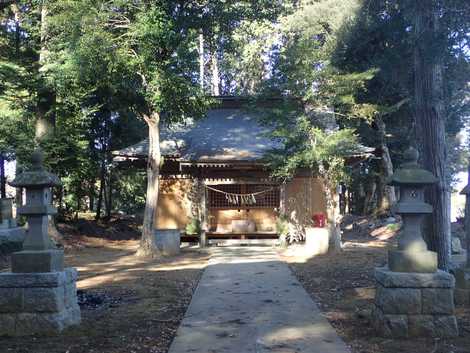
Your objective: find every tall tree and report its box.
[412,0,450,270]
[47,1,209,256]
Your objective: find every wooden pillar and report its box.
[279,183,286,215]
[199,179,208,248]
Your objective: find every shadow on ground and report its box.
[284,222,470,353]
[0,239,209,353]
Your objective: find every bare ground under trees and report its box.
[0,217,209,353]
[284,216,470,353]
[0,216,469,353]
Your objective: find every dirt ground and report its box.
[1,216,469,353]
[284,217,470,353]
[0,218,209,353]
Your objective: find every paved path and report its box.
[168,247,350,353]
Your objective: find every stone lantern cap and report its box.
[388,147,438,186]
[9,149,61,188]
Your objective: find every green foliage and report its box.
[113,169,147,215]
[386,223,400,232]
[275,214,289,237]
[1,0,468,219]
[266,110,360,184]
[185,218,202,236]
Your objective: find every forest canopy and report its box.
[0,0,468,262]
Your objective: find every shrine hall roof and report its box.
[113,108,281,163]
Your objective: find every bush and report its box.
[185,218,201,235]
[276,215,289,247]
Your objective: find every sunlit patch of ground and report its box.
[284,219,470,353]
[0,222,209,353]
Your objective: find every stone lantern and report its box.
[9,149,62,272]
[0,149,80,336]
[372,147,458,338]
[387,147,438,273]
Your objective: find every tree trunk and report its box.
[34,3,62,242]
[105,169,113,220]
[363,180,376,215]
[199,32,204,91]
[325,182,341,253]
[14,164,22,220]
[11,3,20,58]
[0,153,5,199]
[137,112,161,257]
[465,161,470,268]
[339,184,346,215]
[95,160,105,220]
[75,196,80,221]
[88,183,95,212]
[376,117,396,212]
[35,2,56,141]
[57,185,64,216]
[103,179,108,218]
[211,50,220,96]
[413,1,451,271]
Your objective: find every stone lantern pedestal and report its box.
[454,180,470,306]
[372,148,458,337]
[0,150,80,336]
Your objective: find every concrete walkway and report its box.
[168,247,350,353]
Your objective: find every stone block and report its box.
[454,268,470,289]
[64,305,81,326]
[0,314,16,336]
[64,283,78,308]
[409,314,458,338]
[372,306,408,338]
[454,288,470,306]
[408,315,436,337]
[0,268,81,336]
[375,285,421,314]
[0,288,23,313]
[374,267,458,338]
[23,287,65,313]
[433,315,459,337]
[155,229,180,256]
[422,288,454,315]
[16,312,66,335]
[388,249,437,273]
[0,218,18,231]
[375,267,454,288]
[11,249,64,273]
[0,227,25,243]
[65,267,79,283]
[0,271,66,288]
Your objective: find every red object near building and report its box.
[312,213,326,228]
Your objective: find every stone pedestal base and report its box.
[0,219,17,229]
[155,229,180,256]
[0,268,81,336]
[372,267,458,337]
[454,268,470,306]
[0,227,26,251]
[388,249,437,273]
[11,249,64,273]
